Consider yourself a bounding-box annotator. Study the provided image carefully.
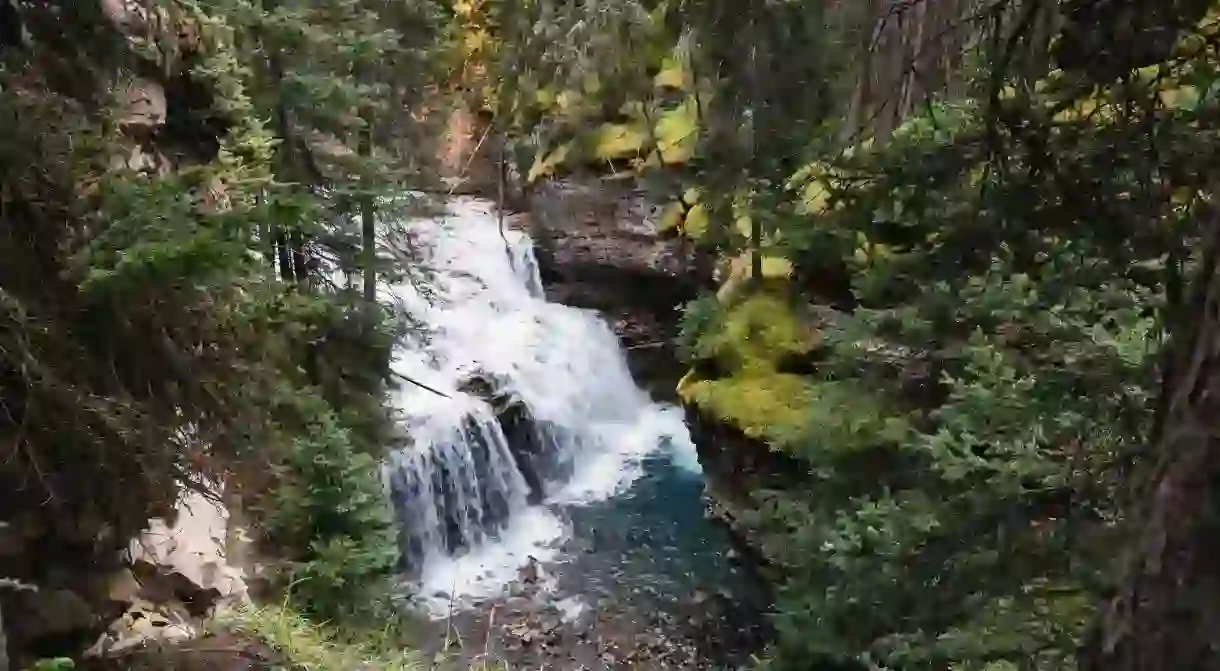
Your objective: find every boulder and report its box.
[495,397,553,505]
[125,487,250,617]
[458,373,556,504]
[85,486,250,658]
[117,78,167,138]
[100,0,149,35]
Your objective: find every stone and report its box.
[128,486,250,617]
[458,372,551,503]
[106,568,143,605]
[525,177,705,400]
[118,78,167,137]
[101,0,149,34]
[87,597,198,656]
[111,145,169,176]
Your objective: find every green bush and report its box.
[258,390,400,626]
[699,94,1169,669]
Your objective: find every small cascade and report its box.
[383,197,696,612]
[386,402,528,570]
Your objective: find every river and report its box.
[382,198,768,669]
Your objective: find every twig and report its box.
[390,370,451,399]
[481,604,498,670]
[0,577,37,592]
[497,125,513,263]
[448,120,495,198]
[441,577,463,659]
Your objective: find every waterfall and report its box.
[383,197,696,613]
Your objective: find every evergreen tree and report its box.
[0,0,446,653]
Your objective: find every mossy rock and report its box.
[682,372,816,442]
[680,292,825,442]
[694,292,817,370]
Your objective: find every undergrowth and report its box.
[218,603,424,671]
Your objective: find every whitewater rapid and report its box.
[382,198,699,615]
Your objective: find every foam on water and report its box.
[383,198,700,616]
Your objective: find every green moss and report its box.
[685,372,816,442]
[696,292,817,368]
[681,293,823,442]
[680,290,913,453]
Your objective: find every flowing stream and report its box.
[383,198,766,669]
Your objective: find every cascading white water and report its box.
[383,198,697,615]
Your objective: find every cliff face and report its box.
[524,176,710,401]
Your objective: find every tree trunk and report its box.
[258,193,276,278]
[360,119,376,304]
[1080,220,1220,670]
[275,228,294,283]
[291,230,309,286]
[1,598,8,671]
[746,0,763,286]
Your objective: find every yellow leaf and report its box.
[798,179,830,215]
[555,90,586,120]
[582,72,602,96]
[658,202,685,233]
[684,203,709,239]
[655,56,691,90]
[761,256,793,279]
[1171,187,1195,206]
[591,122,648,161]
[527,141,572,182]
[682,187,702,206]
[734,216,752,238]
[535,87,556,109]
[1159,85,1198,110]
[654,98,699,164]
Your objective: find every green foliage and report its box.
[667,4,1217,665]
[218,603,424,670]
[678,292,823,442]
[0,0,447,659]
[740,68,1182,668]
[259,390,400,626]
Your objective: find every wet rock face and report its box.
[457,373,580,508]
[682,402,809,568]
[523,177,712,400]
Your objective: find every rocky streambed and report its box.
[419,449,770,670]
